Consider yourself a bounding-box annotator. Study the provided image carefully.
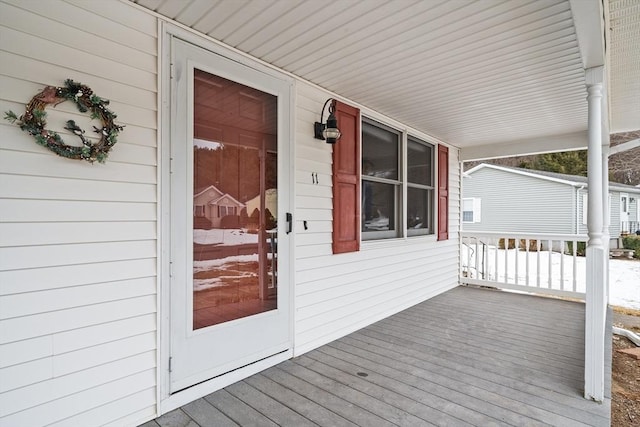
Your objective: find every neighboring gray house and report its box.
[462,164,640,240]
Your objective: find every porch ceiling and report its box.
[133,0,638,152]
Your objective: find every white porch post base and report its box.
[584,66,606,402]
[585,245,606,402]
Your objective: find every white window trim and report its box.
[462,197,481,223]
[361,117,403,240]
[407,136,435,237]
[361,118,435,240]
[620,193,629,214]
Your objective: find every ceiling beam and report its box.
[568,0,606,69]
[459,131,588,162]
[609,138,640,156]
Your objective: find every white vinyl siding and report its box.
[0,1,158,426]
[295,83,459,354]
[462,168,575,234]
[0,2,465,424]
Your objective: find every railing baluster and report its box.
[468,236,472,278]
[504,236,508,283]
[525,239,530,286]
[537,239,541,288]
[459,231,586,300]
[572,240,578,292]
[474,239,480,279]
[515,238,519,285]
[547,239,552,289]
[493,237,500,282]
[560,239,565,291]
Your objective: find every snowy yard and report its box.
[193,228,258,246]
[462,245,640,310]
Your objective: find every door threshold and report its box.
[159,349,292,415]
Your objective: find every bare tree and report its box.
[610,131,640,186]
[464,130,640,186]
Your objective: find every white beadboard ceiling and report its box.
[133,0,639,152]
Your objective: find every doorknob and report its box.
[286,213,292,234]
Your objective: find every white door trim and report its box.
[620,192,630,232]
[158,22,296,414]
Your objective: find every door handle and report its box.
[286,213,292,234]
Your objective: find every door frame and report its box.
[158,23,296,414]
[620,192,630,232]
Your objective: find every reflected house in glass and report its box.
[193,185,246,229]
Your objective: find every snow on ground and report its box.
[462,245,640,310]
[193,278,223,291]
[193,272,257,292]
[609,258,640,310]
[193,254,259,291]
[193,254,258,273]
[193,229,259,246]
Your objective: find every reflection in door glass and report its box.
[192,69,278,330]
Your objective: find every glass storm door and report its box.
[169,39,291,393]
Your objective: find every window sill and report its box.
[361,234,437,250]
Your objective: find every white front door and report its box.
[621,193,630,232]
[169,38,292,393]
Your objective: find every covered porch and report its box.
[128,0,639,407]
[144,286,610,427]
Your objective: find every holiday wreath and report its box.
[5,79,124,164]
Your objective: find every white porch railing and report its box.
[460,231,589,299]
[621,221,640,235]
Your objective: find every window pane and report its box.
[362,181,396,232]
[407,187,431,232]
[407,137,433,186]
[362,121,399,180]
[463,211,474,222]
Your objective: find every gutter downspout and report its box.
[613,327,640,346]
[576,185,586,234]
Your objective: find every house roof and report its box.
[209,193,245,208]
[194,185,246,207]
[465,163,640,193]
[193,185,223,199]
[131,0,639,160]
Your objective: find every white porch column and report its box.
[584,66,607,402]
[602,144,610,303]
[601,76,611,304]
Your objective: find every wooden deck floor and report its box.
[143,286,611,427]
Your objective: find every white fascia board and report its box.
[465,163,582,187]
[610,185,640,195]
[460,131,588,162]
[467,163,640,194]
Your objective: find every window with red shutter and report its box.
[332,101,361,254]
[437,145,449,241]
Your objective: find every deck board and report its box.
[148,286,611,426]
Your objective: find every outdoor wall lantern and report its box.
[314,98,341,144]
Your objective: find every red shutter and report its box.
[437,145,449,241]
[332,100,361,254]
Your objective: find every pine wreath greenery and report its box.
[4,79,124,164]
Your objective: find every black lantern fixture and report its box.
[314,98,341,144]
